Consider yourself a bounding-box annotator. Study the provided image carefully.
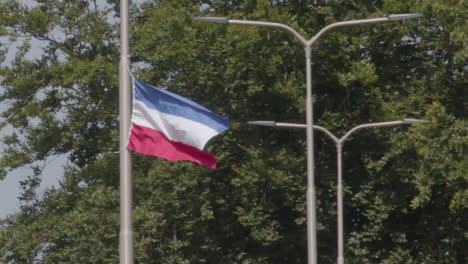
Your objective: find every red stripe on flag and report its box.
[128,124,217,169]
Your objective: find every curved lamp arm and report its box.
[193,17,307,46]
[247,119,430,144]
[340,119,430,143]
[194,14,423,48]
[308,14,422,45]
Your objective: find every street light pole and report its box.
[194,14,421,264]
[247,119,430,264]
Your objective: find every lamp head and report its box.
[387,13,423,21]
[402,118,431,124]
[193,17,229,24]
[247,121,277,127]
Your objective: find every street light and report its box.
[247,119,430,264]
[194,14,422,264]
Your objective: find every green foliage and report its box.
[0,167,119,263]
[0,0,466,263]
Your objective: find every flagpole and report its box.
[119,0,134,263]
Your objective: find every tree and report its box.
[0,0,465,263]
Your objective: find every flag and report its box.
[127,79,230,169]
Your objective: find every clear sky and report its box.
[0,33,64,217]
[0,0,64,218]
[0,0,148,219]
[0,156,65,218]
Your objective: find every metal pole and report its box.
[119,0,134,263]
[247,120,428,264]
[194,15,422,264]
[305,45,317,264]
[336,143,344,264]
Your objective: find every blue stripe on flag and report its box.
[134,79,230,133]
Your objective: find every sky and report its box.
[0,32,65,218]
[0,156,65,218]
[0,0,57,218]
[0,0,150,219]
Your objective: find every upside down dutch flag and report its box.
[127,79,230,169]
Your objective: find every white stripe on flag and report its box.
[131,100,219,149]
